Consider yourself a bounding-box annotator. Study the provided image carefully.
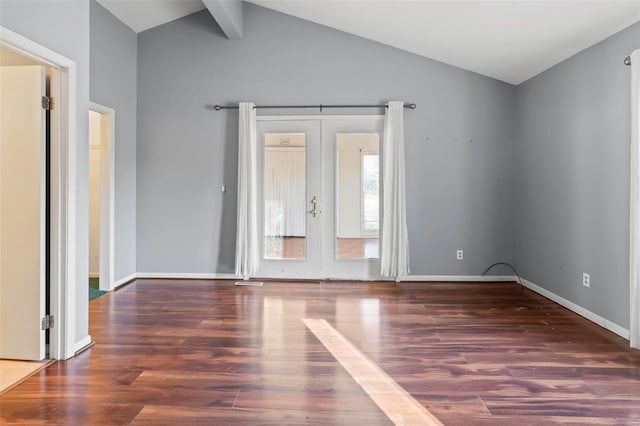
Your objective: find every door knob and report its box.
[309,196,318,218]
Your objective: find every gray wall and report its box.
[515,22,640,328]
[90,1,137,282]
[137,3,517,274]
[0,0,91,344]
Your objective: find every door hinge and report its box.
[41,315,54,330]
[42,96,54,110]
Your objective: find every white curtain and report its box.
[264,147,306,237]
[235,102,259,280]
[381,101,410,278]
[630,50,640,349]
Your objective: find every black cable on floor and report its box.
[482,262,524,290]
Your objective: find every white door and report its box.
[256,120,322,279]
[322,118,384,279]
[0,65,47,360]
[256,117,385,280]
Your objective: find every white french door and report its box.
[322,118,384,279]
[256,116,384,280]
[256,120,322,278]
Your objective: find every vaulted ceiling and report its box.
[96,0,640,85]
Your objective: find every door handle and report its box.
[309,195,318,218]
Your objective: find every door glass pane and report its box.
[335,133,380,259]
[263,133,306,259]
[362,154,379,233]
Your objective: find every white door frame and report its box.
[1,26,78,360]
[256,115,385,280]
[89,102,115,291]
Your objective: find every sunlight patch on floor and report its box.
[302,318,442,426]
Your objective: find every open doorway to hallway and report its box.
[87,103,114,300]
[2,23,82,361]
[0,44,54,383]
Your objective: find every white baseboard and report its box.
[131,273,518,282]
[136,272,238,280]
[402,275,518,282]
[112,272,137,289]
[520,278,629,339]
[73,335,92,353]
[322,276,392,281]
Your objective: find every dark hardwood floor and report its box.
[2,280,640,424]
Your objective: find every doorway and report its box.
[1,25,80,360]
[0,48,53,362]
[256,116,384,280]
[87,103,114,296]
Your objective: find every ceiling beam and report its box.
[203,0,243,40]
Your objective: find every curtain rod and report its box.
[625,56,631,66]
[208,103,417,111]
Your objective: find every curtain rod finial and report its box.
[408,103,417,109]
[625,56,632,66]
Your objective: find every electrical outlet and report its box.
[456,250,463,260]
[582,273,590,288]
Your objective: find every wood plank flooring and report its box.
[2,280,640,424]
